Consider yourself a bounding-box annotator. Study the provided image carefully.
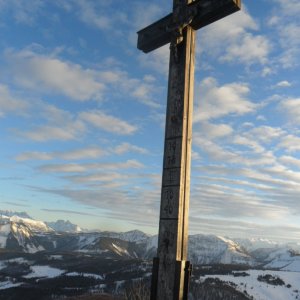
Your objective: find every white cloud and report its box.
[197,122,233,139]
[221,34,271,65]
[280,155,300,169]
[191,180,290,220]
[277,23,300,68]
[35,184,160,229]
[276,80,292,88]
[0,84,28,117]
[16,147,106,161]
[79,110,137,135]
[199,9,258,52]
[278,135,300,153]
[199,8,271,66]
[75,0,112,30]
[138,45,170,76]
[280,98,300,123]
[261,67,274,77]
[20,121,86,142]
[193,156,300,220]
[0,0,44,24]
[193,77,255,122]
[256,115,266,121]
[6,49,104,101]
[268,1,300,69]
[131,82,162,108]
[193,136,239,163]
[38,159,144,174]
[16,144,147,162]
[188,216,300,241]
[66,173,133,184]
[16,152,53,161]
[233,135,265,153]
[194,134,276,167]
[114,143,148,155]
[246,126,285,144]
[96,67,162,108]
[13,100,139,141]
[60,147,106,160]
[133,2,166,29]
[5,43,163,108]
[274,0,300,17]
[15,103,87,142]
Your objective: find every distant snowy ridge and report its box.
[188,234,254,266]
[0,216,47,253]
[99,230,150,243]
[0,214,53,233]
[234,237,284,252]
[0,211,300,271]
[0,213,54,253]
[46,220,82,233]
[10,216,53,233]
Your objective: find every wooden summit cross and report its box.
[137,1,241,299]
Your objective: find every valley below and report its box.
[1,251,300,300]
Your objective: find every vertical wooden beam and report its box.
[155,0,195,298]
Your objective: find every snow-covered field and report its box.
[0,257,33,270]
[1,252,300,299]
[47,255,63,260]
[23,265,65,279]
[0,261,5,271]
[7,257,32,264]
[0,281,23,290]
[65,272,103,280]
[201,270,300,300]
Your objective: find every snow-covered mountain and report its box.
[188,234,254,265]
[0,215,51,253]
[46,220,82,233]
[0,212,300,271]
[99,229,150,243]
[232,237,300,272]
[10,215,53,233]
[233,237,280,252]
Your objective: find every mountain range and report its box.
[1,212,300,272]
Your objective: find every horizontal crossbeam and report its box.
[137,0,241,53]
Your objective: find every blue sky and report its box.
[1,0,300,242]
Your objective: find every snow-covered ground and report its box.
[0,257,32,273]
[0,281,23,290]
[0,261,5,271]
[23,265,65,279]
[65,272,103,279]
[7,257,32,265]
[48,255,63,260]
[282,260,300,272]
[200,270,300,300]
[263,248,300,272]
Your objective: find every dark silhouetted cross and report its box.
[137,1,241,299]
